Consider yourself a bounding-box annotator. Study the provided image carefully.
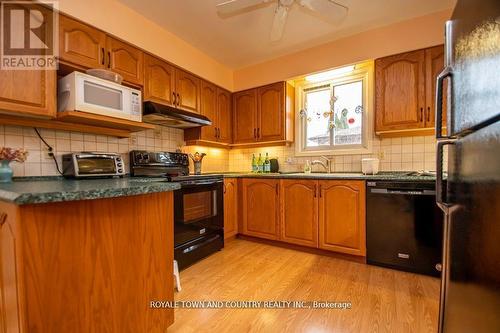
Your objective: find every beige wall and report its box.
[58,0,234,90]
[233,9,452,91]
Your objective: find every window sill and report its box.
[295,145,373,157]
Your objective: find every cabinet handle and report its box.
[314,184,317,198]
[427,106,431,122]
[172,92,177,105]
[319,185,322,198]
[217,128,220,139]
[257,128,260,139]
[0,213,6,226]
[177,93,181,106]
[420,107,423,122]
[107,51,111,68]
[223,183,226,194]
[101,48,105,65]
[275,183,279,195]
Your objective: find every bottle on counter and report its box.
[257,153,263,173]
[252,154,257,173]
[304,160,312,174]
[264,153,270,173]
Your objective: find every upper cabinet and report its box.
[184,82,232,146]
[232,81,294,147]
[175,69,201,113]
[233,89,258,144]
[59,15,107,69]
[143,54,176,106]
[59,15,144,86]
[375,45,445,137]
[106,37,144,86]
[0,62,56,120]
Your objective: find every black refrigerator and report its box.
[435,0,500,332]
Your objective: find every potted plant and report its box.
[0,148,28,183]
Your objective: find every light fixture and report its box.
[305,65,356,82]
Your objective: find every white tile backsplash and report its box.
[0,125,185,177]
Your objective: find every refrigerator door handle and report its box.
[436,139,457,212]
[435,66,453,140]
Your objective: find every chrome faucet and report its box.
[311,156,332,173]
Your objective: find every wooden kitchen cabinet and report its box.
[143,54,176,106]
[0,192,174,332]
[318,180,366,256]
[0,66,56,118]
[233,89,258,144]
[184,84,232,146]
[175,68,201,113]
[280,179,318,247]
[59,15,144,86]
[59,15,107,69]
[217,88,232,143]
[106,36,144,86]
[199,81,218,142]
[224,178,238,239]
[375,45,445,137]
[241,178,280,240]
[232,82,294,147]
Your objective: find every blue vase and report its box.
[0,160,13,183]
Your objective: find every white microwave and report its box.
[57,71,142,122]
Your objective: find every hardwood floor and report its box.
[169,239,440,333]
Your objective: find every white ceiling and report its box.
[117,0,455,69]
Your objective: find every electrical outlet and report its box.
[42,146,53,160]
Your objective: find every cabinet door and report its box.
[425,45,446,128]
[280,180,318,247]
[257,82,285,141]
[0,206,21,333]
[59,15,106,69]
[217,88,232,143]
[233,89,257,144]
[0,69,55,118]
[175,69,201,113]
[375,50,426,132]
[223,178,238,239]
[143,54,176,106]
[318,180,366,256]
[106,37,144,86]
[241,179,280,240]
[200,81,218,141]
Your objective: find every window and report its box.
[295,62,373,156]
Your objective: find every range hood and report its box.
[142,101,212,128]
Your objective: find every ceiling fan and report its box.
[216,0,349,42]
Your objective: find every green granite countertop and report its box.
[202,171,437,182]
[0,177,180,205]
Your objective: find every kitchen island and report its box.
[0,177,179,332]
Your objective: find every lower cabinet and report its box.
[223,178,238,239]
[318,180,366,256]
[239,178,366,257]
[280,179,318,247]
[241,178,280,240]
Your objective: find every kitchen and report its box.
[0,0,499,332]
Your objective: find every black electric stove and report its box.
[130,151,224,270]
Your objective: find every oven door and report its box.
[174,179,223,247]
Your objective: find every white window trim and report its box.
[294,61,374,157]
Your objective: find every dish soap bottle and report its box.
[264,153,270,173]
[251,154,257,173]
[304,160,312,174]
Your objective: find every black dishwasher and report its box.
[366,181,443,277]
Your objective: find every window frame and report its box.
[295,61,374,157]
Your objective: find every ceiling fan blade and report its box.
[270,5,289,41]
[216,0,273,15]
[298,0,348,25]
